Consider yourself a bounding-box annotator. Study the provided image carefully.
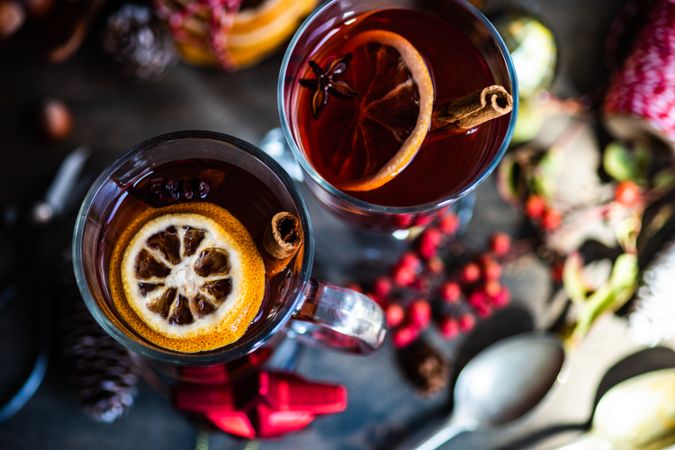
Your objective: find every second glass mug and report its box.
[278,0,518,231]
[72,131,386,372]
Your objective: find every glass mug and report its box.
[278,0,518,231]
[72,131,386,367]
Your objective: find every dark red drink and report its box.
[290,8,511,207]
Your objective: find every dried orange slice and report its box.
[332,30,434,192]
[163,0,317,69]
[109,202,265,353]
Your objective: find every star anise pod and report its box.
[299,54,357,119]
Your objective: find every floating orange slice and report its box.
[331,30,434,192]
[108,202,265,353]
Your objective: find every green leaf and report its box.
[608,253,639,291]
[563,253,587,303]
[533,150,560,199]
[603,142,637,182]
[634,144,651,184]
[496,154,522,204]
[654,169,675,191]
[570,253,638,343]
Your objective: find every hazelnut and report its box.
[22,0,52,17]
[0,1,24,40]
[40,99,73,141]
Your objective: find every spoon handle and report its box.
[396,416,474,450]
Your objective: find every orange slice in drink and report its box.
[331,30,434,192]
[109,202,265,353]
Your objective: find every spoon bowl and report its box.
[400,332,565,450]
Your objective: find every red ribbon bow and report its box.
[173,370,347,438]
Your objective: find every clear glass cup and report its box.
[72,131,386,367]
[278,0,518,232]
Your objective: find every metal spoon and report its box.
[557,368,675,450]
[400,333,565,450]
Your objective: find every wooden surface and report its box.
[0,1,665,449]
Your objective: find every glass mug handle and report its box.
[289,279,387,353]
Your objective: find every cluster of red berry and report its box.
[350,210,513,350]
[524,181,642,233]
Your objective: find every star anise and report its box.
[299,54,357,119]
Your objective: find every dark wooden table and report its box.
[1,1,655,449]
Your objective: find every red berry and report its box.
[489,232,511,256]
[393,326,418,348]
[408,299,431,329]
[439,317,460,339]
[475,302,492,318]
[419,242,438,260]
[480,256,502,281]
[400,252,422,272]
[413,214,434,227]
[373,277,392,298]
[492,287,511,307]
[458,314,475,332]
[614,181,641,206]
[427,256,445,274]
[393,265,415,287]
[420,227,443,248]
[468,290,488,308]
[484,280,501,297]
[395,214,413,229]
[441,281,461,303]
[525,195,546,219]
[385,303,405,328]
[541,208,562,231]
[462,262,481,283]
[440,213,460,235]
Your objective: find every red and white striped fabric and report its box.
[604,0,675,148]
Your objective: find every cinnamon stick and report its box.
[261,212,303,277]
[431,84,513,133]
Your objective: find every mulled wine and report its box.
[291,8,510,207]
[82,154,304,354]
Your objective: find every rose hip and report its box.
[457,314,475,332]
[480,256,502,281]
[541,208,562,231]
[373,277,392,298]
[441,281,461,303]
[491,288,511,307]
[440,213,460,235]
[408,300,431,328]
[525,195,546,219]
[439,317,460,339]
[393,326,418,348]
[462,262,481,283]
[399,252,422,272]
[393,265,415,287]
[484,280,501,297]
[386,303,405,328]
[427,257,445,275]
[489,232,511,256]
[614,181,641,206]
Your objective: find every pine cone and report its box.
[396,337,450,397]
[101,5,176,80]
[60,258,139,423]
